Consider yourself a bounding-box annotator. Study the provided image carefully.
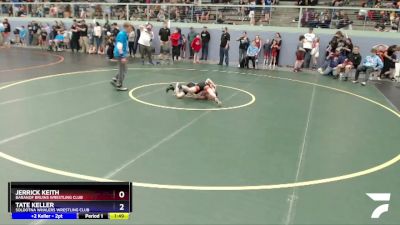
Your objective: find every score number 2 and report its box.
[119,191,125,211]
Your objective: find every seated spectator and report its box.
[335,46,362,80]
[320,49,346,76]
[353,48,384,86]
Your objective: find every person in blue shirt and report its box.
[246,41,260,69]
[111,22,133,91]
[19,25,27,45]
[353,48,384,86]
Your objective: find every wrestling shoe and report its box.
[166,84,175,93]
[116,86,128,91]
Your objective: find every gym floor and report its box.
[0,48,399,225]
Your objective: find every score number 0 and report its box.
[119,191,125,211]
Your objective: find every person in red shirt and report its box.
[170,28,181,62]
[191,34,202,64]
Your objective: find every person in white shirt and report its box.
[138,23,154,65]
[303,27,316,69]
[93,22,102,54]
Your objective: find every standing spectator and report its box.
[78,20,89,53]
[311,37,320,69]
[254,35,262,67]
[2,18,11,46]
[237,31,249,67]
[187,27,197,59]
[246,41,260,69]
[39,25,48,50]
[111,23,120,38]
[181,33,187,59]
[303,27,316,68]
[270,39,280,69]
[138,23,154,65]
[249,0,256,26]
[200,26,210,61]
[158,21,171,64]
[191,34,202,64]
[93,22,102,54]
[133,26,141,58]
[31,21,40,46]
[218,27,230,66]
[273,32,282,66]
[70,20,80,53]
[111,22,133,91]
[261,0,272,24]
[353,48,383,86]
[27,22,33,45]
[263,39,272,68]
[171,28,181,62]
[0,22,3,46]
[293,35,306,72]
[128,26,136,58]
[19,26,27,46]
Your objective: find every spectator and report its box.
[294,35,306,72]
[39,25,48,50]
[158,21,171,64]
[263,39,272,68]
[0,22,3,46]
[181,33,187,59]
[303,27,316,68]
[191,34,202,64]
[93,22,102,54]
[77,20,89,53]
[246,40,260,69]
[171,28,181,62]
[353,48,384,86]
[200,26,210,61]
[270,39,280,69]
[272,32,282,66]
[187,27,197,59]
[19,25,27,46]
[70,20,80,53]
[128,25,136,58]
[254,35,262,66]
[380,44,398,79]
[320,49,346,76]
[138,23,154,65]
[218,27,230,66]
[336,46,362,81]
[249,0,256,26]
[311,37,320,69]
[2,18,11,46]
[261,0,272,24]
[237,31,250,67]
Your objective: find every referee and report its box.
[111,22,133,91]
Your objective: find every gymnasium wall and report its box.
[7,18,400,67]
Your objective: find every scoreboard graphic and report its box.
[8,182,132,220]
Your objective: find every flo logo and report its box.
[366,193,391,219]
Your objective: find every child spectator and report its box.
[310,37,320,70]
[263,39,272,68]
[294,35,306,72]
[270,39,279,69]
[191,34,202,64]
[181,34,187,59]
[321,49,346,76]
[353,48,384,86]
[170,28,181,62]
